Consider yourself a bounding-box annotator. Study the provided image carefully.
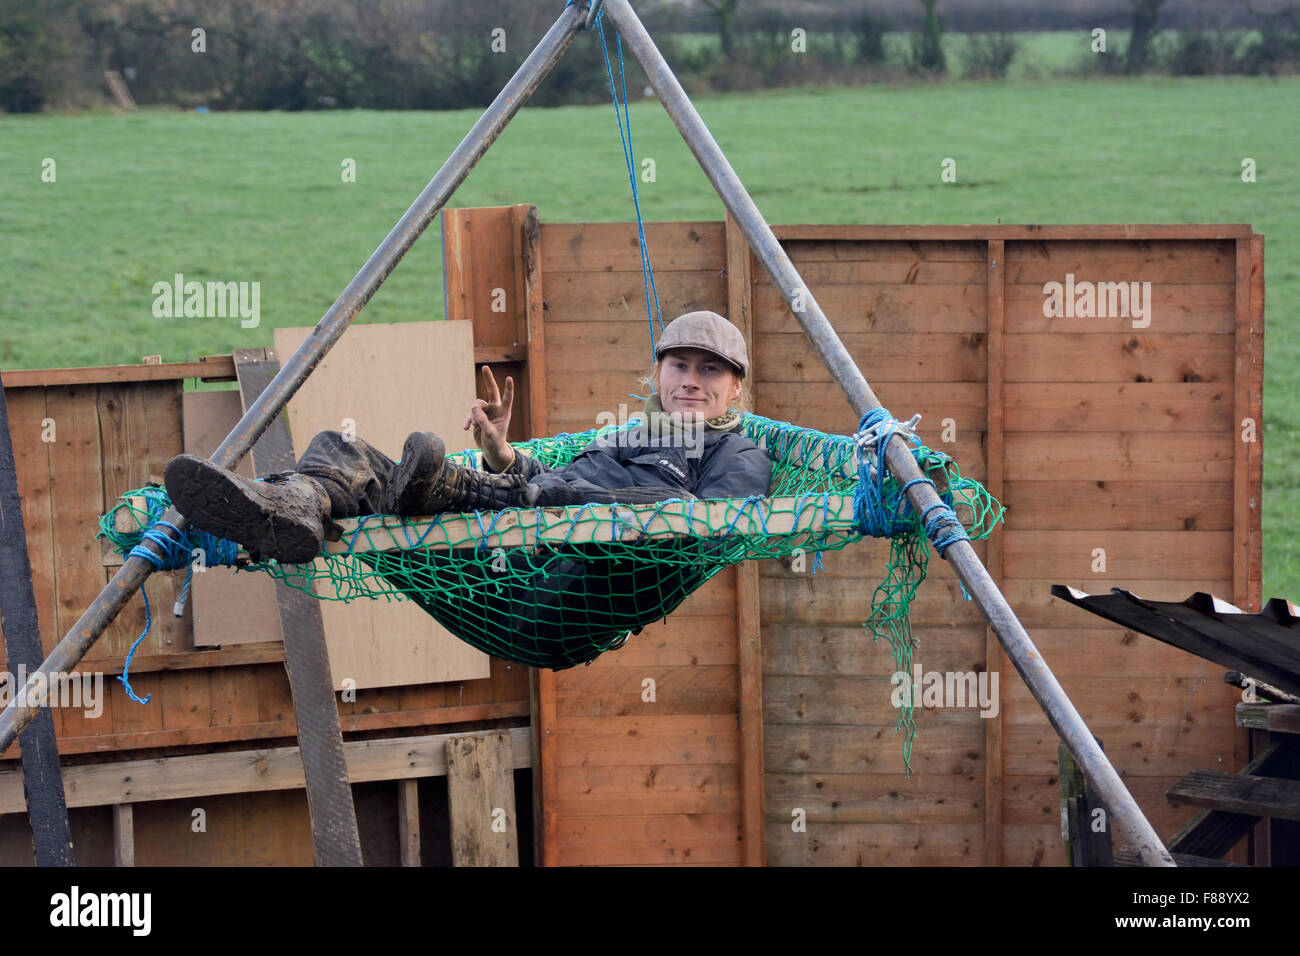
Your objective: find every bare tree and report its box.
[1126,0,1169,73]
[701,0,741,57]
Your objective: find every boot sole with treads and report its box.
[163,454,330,564]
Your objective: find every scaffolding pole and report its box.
[599,0,1173,866]
[0,1,586,773]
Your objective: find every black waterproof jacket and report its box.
[402,421,776,670]
[504,426,774,502]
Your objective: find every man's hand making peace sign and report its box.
[464,365,516,472]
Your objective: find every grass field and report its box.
[1,75,1297,597]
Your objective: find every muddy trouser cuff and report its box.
[524,480,697,508]
[292,430,396,518]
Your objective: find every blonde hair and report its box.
[640,357,753,414]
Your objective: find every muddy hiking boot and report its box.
[386,432,532,515]
[164,454,337,564]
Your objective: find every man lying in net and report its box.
[163,311,773,564]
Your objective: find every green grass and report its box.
[1,76,1298,598]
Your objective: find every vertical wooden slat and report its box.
[983,239,1005,866]
[726,211,765,866]
[1248,234,1264,614]
[447,731,518,867]
[113,803,134,866]
[44,385,113,739]
[1233,237,1252,614]
[397,778,421,866]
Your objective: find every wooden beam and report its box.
[34,699,530,759]
[1168,770,1300,822]
[234,348,363,867]
[318,495,856,556]
[1,356,236,389]
[446,731,519,867]
[984,238,1005,866]
[0,727,533,813]
[398,778,421,867]
[727,210,765,867]
[769,224,1254,241]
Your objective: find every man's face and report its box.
[656,348,742,421]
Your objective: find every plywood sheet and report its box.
[182,390,282,648]
[274,321,489,688]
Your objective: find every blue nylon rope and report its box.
[851,409,971,558]
[593,14,664,364]
[112,488,242,706]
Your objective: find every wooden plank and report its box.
[765,674,998,725]
[38,698,529,757]
[1168,771,1300,821]
[1002,530,1234,581]
[1004,432,1234,481]
[1003,239,1236,283]
[325,494,856,554]
[1113,847,1243,867]
[1004,383,1233,432]
[42,385,113,740]
[757,332,987,383]
[1248,235,1264,615]
[0,357,237,389]
[1004,333,1233,384]
[446,731,518,866]
[1004,773,1187,833]
[1233,238,1251,615]
[1235,704,1300,734]
[554,664,738,717]
[539,221,725,273]
[754,257,987,285]
[738,209,764,874]
[549,763,741,816]
[274,323,490,689]
[398,778,420,866]
[550,812,741,865]
[0,726,534,813]
[1168,740,1296,857]
[1002,480,1233,531]
[765,821,983,866]
[1004,283,1234,334]
[552,715,740,767]
[755,283,987,334]
[985,237,1005,867]
[235,350,363,867]
[0,390,55,666]
[763,625,987,676]
[182,389,282,648]
[764,722,985,776]
[112,803,134,867]
[779,238,987,262]
[97,382,186,660]
[771,224,1252,241]
[542,270,728,328]
[765,772,983,824]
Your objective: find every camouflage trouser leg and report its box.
[292,430,397,518]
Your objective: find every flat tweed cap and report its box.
[654,310,750,378]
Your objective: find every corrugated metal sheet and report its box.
[1050,585,1300,699]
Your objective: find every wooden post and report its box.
[726,211,766,867]
[446,732,518,867]
[983,239,1005,865]
[113,803,134,866]
[234,349,364,867]
[397,779,421,866]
